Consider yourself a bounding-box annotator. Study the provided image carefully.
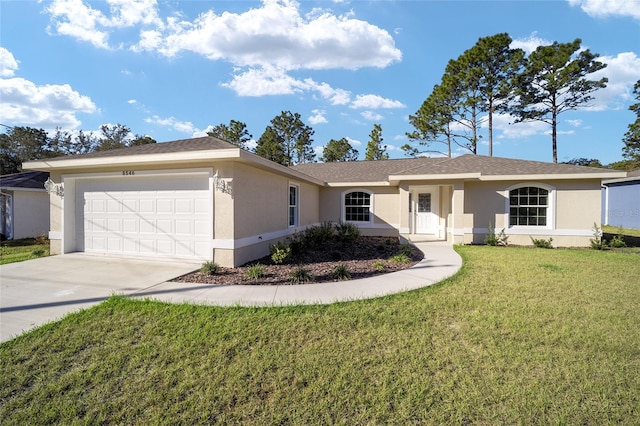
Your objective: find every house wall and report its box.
[11,190,49,240]
[462,179,603,246]
[603,181,640,229]
[318,186,400,237]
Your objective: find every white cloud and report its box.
[145,114,197,134]
[361,110,383,121]
[492,113,549,139]
[221,66,308,97]
[308,80,351,105]
[0,77,97,129]
[0,47,19,77]
[138,0,401,71]
[347,137,361,147]
[127,99,137,104]
[567,0,640,20]
[350,94,405,109]
[510,33,551,55]
[588,52,640,111]
[45,0,163,49]
[308,109,328,125]
[566,119,583,127]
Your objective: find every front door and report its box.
[415,192,438,235]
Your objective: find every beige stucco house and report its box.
[0,171,50,240]
[23,136,626,267]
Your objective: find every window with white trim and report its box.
[344,191,371,223]
[509,186,549,226]
[289,184,299,227]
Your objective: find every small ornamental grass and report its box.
[530,236,554,249]
[200,261,219,275]
[245,264,266,280]
[289,266,313,283]
[333,264,351,280]
[373,260,386,271]
[389,253,411,264]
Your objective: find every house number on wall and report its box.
[122,171,136,175]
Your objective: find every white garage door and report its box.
[76,174,211,260]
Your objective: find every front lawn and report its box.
[1,246,639,424]
[0,237,49,265]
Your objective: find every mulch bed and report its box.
[174,236,423,286]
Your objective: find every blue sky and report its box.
[1,0,639,164]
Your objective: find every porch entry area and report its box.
[408,185,448,240]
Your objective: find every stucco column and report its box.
[451,182,465,244]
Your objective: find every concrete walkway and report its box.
[131,241,462,306]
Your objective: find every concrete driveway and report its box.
[0,254,199,343]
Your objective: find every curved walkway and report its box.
[132,241,462,306]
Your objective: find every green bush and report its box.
[245,263,266,280]
[373,260,386,271]
[609,226,627,248]
[398,244,414,257]
[485,222,509,246]
[334,222,360,245]
[390,253,411,264]
[290,266,313,283]
[590,223,608,250]
[530,236,554,249]
[270,241,291,264]
[200,261,219,275]
[333,264,351,280]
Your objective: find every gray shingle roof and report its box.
[0,171,49,189]
[42,136,237,162]
[292,154,617,184]
[291,157,447,182]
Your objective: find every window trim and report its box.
[288,183,299,228]
[505,183,555,230]
[341,189,374,225]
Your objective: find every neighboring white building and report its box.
[0,171,50,240]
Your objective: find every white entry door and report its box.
[415,192,439,235]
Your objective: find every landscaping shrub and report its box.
[398,244,414,257]
[390,253,411,264]
[31,248,46,257]
[373,260,386,271]
[245,264,265,280]
[333,264,351,280]
[485,222,509,246]
[270,241,291,264]
[334,222,360,245]
[609,226,627,248]
[590,223,608,250]
[530,236,554,249]
[200,261,219,275]
[290,266,313,283]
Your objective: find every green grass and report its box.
[1,246,639,424]
[0,238,50,265]
[603,224,640,238]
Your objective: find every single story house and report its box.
[23,136,625,267]
[0,171,50,240]
[602,169,640,229]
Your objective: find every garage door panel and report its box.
[76,175,211,260]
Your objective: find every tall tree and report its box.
[95,124,132,151]
[321,138,359,162]
[405,81,457,157]
[511,38,608,163]
[465,33,525,156]
[130,135,157,147]
[207,120,252,150]
[365,124,389,160]
[622,80,640,164]
[255,126,287,166]
[268,111,315,165]
[0,126,53,174]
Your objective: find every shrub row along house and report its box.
[23,136,625,267]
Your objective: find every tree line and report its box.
[0,124,156,175]
[2,33,639,174]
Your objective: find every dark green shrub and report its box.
[31,248,46,257]
[334,222,360,245]
[398,244,414,257]
[290,266,313,283]
[609,227,627,248]
[200,261,219,275]
[333,264,351,280]
[531,236,554,249]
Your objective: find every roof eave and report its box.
[326,181,391,187]
[478,172,627,181]
[22,149,243,171]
